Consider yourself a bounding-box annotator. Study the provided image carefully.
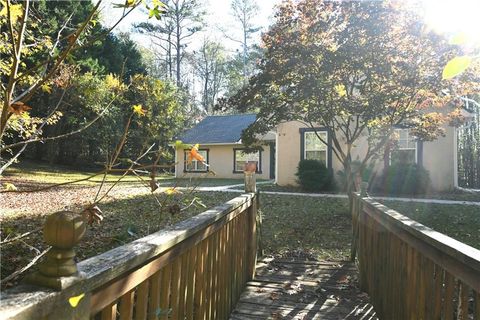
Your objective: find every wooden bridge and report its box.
[1,184,480,319]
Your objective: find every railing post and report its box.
[27,211,87,290]
[350,182,368,262]
[244,165,257,280]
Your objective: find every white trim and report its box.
[303,131,328,167]
[275,131,279,184]
[174,148,178,178]
[389,128,417,165]
[454,127,459,188]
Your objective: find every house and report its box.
[275,121,458,191]
[174,114,275,180]
[176,114,463,191]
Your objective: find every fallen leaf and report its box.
[68,293,85,307]
[3,183,18,191]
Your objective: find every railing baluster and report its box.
[101,302,118,320]
[159,265,171,320]
[148,271,161,320]
[119,290,135,320]
[135,280,150,320]
[185,247,196,320]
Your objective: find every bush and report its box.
[373,163,430,196]
[336,160,376,192]
[296,159,333,192]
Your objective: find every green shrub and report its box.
[336,160,376,192]
[373,163,430,196]
[296,159,333,192]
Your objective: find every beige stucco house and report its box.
[174,114,275,180]
[275,121,457,191]
[176,114,460,191]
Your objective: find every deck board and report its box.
[229,257,377,319]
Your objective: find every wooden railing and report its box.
[1,192,258,320]
[351,192,480,319]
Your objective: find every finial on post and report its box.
[360,182,369,197]
[26,211,86,290]
[244,161,257,193]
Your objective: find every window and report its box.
[304,131,328,165]
[390,129,417,165]
[234,149,261,173]
[184,149,208,172]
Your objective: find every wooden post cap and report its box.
[32,211,87,286]
[43,211,86,249]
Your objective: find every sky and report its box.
[101,0,281,53]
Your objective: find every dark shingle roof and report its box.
[178,114,257,144]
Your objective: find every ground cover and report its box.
[255,182,480,202]
[381,200,480,250]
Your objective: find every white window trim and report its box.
[234,149,261,173]
[303,131,329,167]
[185,149,208,172]
[390,128,417,165]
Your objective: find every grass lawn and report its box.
[256,182,480,202]
[381,200,480,250]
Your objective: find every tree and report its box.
[192,39,227,113]
[0,0,163,173]
[229,0,260,85]
[230,0,477,195]
[135,0,205,87]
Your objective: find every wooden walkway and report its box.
[229,257,377,320]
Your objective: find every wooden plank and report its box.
[178,253,188,320]
[135,280,149,320]
[457,282,470,320]
[185,247,197,320]
[475,291,480,320]
[205,234,214,319]
[101,302,117,320]
[424,257,435,319]
[119,290,135,320]
[210,232,219,319]
[170,257,182,320]
[148,271,161,320]
[158,265,171,320]
[432,265,443,320]
[443,272,456,320]
[218,226,226,320]
[195,240,208,320]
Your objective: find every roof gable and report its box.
[178,114,257,144]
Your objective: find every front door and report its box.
[269,142,276,179]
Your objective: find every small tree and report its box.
[231,0,478,195]
[0,0,165,173]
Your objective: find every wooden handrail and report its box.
[1,193,258,320]
[352,192,480,319]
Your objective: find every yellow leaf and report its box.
[41,84,52,93]
[132,104,146,116]
[334,84,346,97]
[164,187,183,195]
[3,183,17,191]
[68,293,85,308]
[442,56,472,80]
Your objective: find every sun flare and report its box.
[421,0,480,45]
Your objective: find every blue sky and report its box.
[101,0,280,52]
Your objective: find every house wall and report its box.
[276,121,456,191]
[175,144,272,180]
